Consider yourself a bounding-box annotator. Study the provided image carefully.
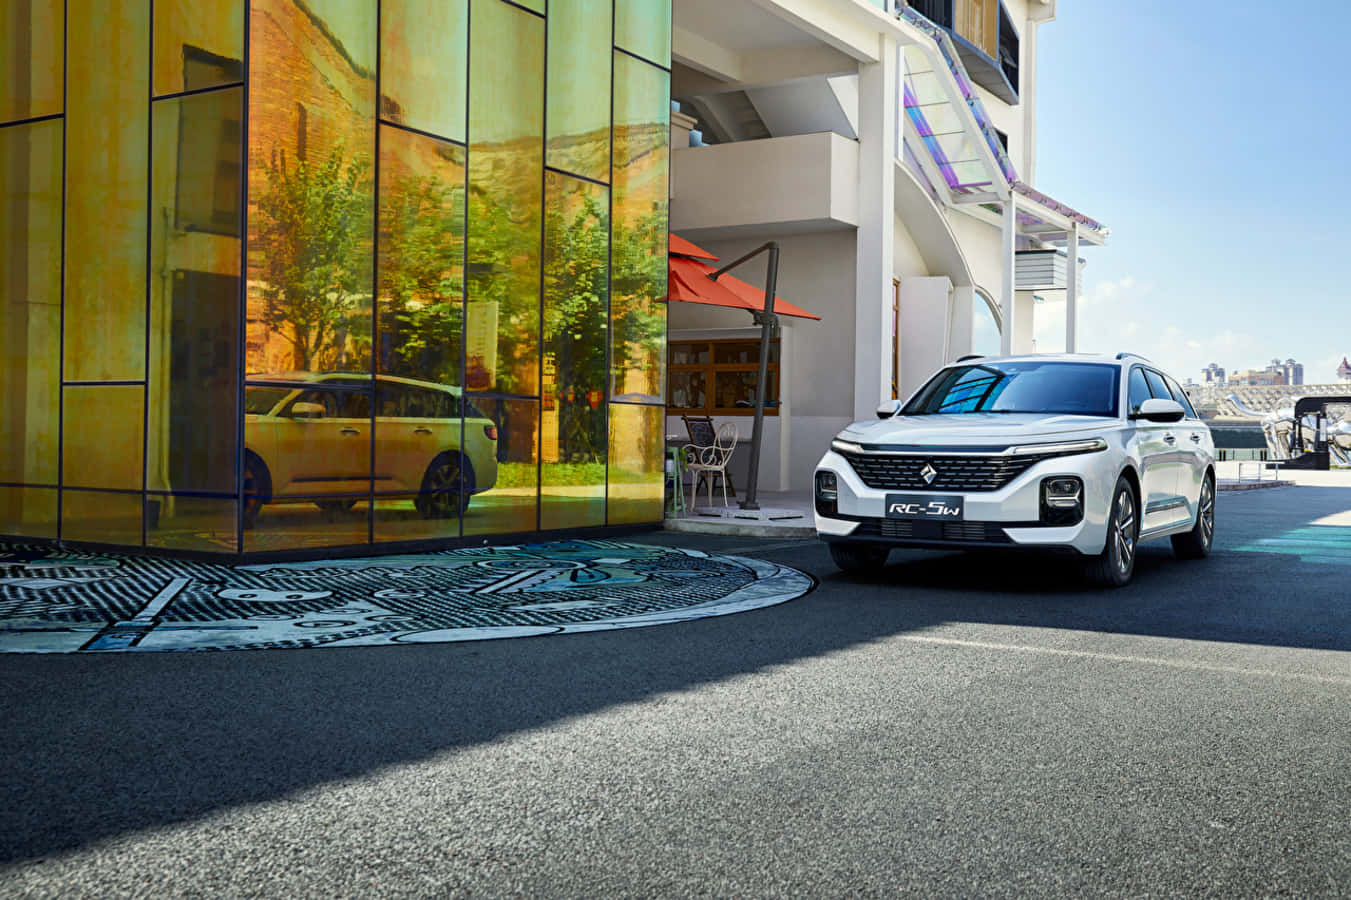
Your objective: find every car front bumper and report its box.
[813,448,1119,556]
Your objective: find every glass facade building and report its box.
[1,0,671,554]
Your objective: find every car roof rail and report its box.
[1115,352,1151,362]
[955,354,984,362]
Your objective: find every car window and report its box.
[1143,370,1171,402]
[1127,367,1152,417]
[289,388,369,419]
[245,387,291,415]
[1163,375,1198,419]
[904,362,1120,417]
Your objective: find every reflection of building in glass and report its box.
[1,0,670,554]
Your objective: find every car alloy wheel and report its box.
[1113,487,1136,576]
[1087,476,1138,587]
[1172,472,1215,560]
[417,453,471,519]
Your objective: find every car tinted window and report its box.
[290,389,370,419]
[1143,370,1171,401]
[1163,375,1198,419]
[245,387,290,415]
[904,362,1120,417]
[1127,367,1152,416]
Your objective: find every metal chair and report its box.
[684,422,738,508]
[681,414,736,497]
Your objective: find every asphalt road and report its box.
[2,485,1349,897]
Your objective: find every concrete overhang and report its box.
[670,131,859,241]
[893,159,974,288]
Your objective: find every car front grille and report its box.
[838,451,1044,492]
[852,519,1012,543]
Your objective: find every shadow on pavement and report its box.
[2,486,1348,864]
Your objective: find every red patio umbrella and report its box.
[665,236,820,320]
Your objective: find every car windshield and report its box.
[244,387,292,415]
[904,362,1120,417]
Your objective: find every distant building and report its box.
[1264,358,1303,385]
[1231,368,1286,387]
[1339,357,1351,382]
[1202,362,1226,384]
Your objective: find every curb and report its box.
[664,517,817,539]
[1217,480,1293,492]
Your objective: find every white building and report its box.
[666,0,1109,494]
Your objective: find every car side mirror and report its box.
[1132,398,1185,423]
[876,399,903,419]
[291,401,327,419]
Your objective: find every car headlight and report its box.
[1007,438,1108,458]
[830,438,865,455]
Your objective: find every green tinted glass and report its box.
[614,0,670,67]
[546,0,611,182]
[380,0,467,141]
[607,401,663,524]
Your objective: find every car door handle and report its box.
[1163,434,1176,444]
[1189,434,1201,443]
[413,427,433,435]
[340,428,360,436]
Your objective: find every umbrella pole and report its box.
[707,241,780,511]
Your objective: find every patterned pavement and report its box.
[0,540,813,653]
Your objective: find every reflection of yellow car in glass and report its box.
[243,374,498,526]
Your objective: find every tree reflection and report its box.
[254,146,373,372]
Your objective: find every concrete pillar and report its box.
[1000,198,1016,356]
[1014,291,1037,354]
[853,36,897,421]
[948,284,975,361]
[1065,223,1079,352]
[898,276,953,397]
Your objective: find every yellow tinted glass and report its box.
[64,0,150,382]
[380,0,467,142]
[467,0,543,397]
[546,0,611,182]
[146,494,238,552]
[62,489,144,546]
[607,401,663,524]
[541,173,608,530]
[148,88,243,494]
[0,118,62,485]
[610,52,668,401]
[62,385,145,490]
[246,0,375,377]
[462,396,537,536]
[0,486,58,539]
[1,0,64,123]
[153,0,244,96]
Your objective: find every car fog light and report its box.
[1040,476,1083,525]
[815,471,838,517]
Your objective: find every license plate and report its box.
[884,494,964,520]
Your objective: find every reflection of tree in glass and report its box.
[544,190,608,460]
[466,179,541,396]
[611,201,667,395]
[379,168,464,385]
[255,146,373,371]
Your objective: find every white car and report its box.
[814,354,1215,586]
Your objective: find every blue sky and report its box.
[1030,2,1351,384]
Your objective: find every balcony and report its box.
[904,0,1019,105]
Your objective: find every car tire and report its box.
[315,499,357,515]
[1085,475,1138,588]
[829,542,890,573]
[416,452,474,519]
[242,453,271,529]
[1171,470,1215,560]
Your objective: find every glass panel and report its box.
[668,343,707,365]
[546,0,611,182]
[614,0,669,67]
[371,378,469,542]
[0,486,58,539]
[713,341,779,365]
[62,385,145,490]
[2,0,63,123]
[462,396,537,537]
[153,0,244,96]
[147,88,242,493]
[65,0,150,382]
[242,494,371,552]
[666,371,704,411]
[247,0,376,377]
[380,0,467,142]
[62,489,143,546]
[376,125,464,389]
[541,173,608,530]
[609,52,668,402]
[146,494,238,552]
[0,118,61,485]
[607,402,662,525]
[466,0,543,397]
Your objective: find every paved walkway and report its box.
[0,540,813,653]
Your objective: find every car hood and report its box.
[838,413,1118,447]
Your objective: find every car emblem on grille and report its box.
[920,462,938,484]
